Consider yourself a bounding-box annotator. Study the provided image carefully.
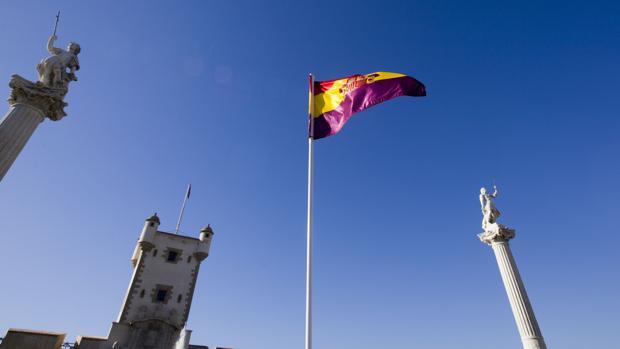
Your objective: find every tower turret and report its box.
[195,225,214,262]
[131,213,160,267]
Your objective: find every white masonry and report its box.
[1,31,81,182]
[0,75,70,181]
[478,186,547,349]
[487,236,546,349]
[0,102,45,180]
[102,214,214,349]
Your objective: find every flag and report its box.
[309,72,426,139]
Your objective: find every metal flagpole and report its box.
[175,184,191,234]
[305,73,315,349]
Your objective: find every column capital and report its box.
[478,224,516,245]
[8,74,68,121]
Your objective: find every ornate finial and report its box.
[146,213,160,224]
[201,224,214,235]
[478,184,515,244]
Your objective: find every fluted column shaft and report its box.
[0,103,45,181]
[491,240,546,349]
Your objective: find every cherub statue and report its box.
[36,34,80,89]
[479,185,500,231]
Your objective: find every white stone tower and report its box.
[478,186,547,349]
[105,214,214,349]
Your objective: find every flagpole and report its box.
[305,73,315,349]
[175,184,191,234]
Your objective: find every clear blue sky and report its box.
[1,1,619,348]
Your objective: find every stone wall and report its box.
[0,328,66,349]
[74,335,107,349]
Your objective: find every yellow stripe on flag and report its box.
[312,72,406,118]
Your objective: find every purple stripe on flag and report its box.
[311,75,426,139]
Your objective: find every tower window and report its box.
[156,290,167,302]
[151,284,173,304]
[177,294,182,303]
[152,249,158,257]
[187,256,192,263]
[162,247,182,264]
[140,289,145,298]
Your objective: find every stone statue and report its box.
[7,21,82,121]
[479,185,500,231]
[478,184,515,244]
[36,35,81,89]
[9,11,81,121]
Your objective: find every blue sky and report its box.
[1,1,619,348]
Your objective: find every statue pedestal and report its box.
[479,226,547,349]
[0,75,68,181]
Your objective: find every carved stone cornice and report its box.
[478,223,516,245]
[8,74,68,121]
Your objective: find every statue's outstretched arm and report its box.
[47,35,62,55]
[491,185,498,198]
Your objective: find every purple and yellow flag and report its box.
[309,72,426,139]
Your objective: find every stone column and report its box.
[0,103,45,180]
[0,74,68,182]
[480,228,547,349]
